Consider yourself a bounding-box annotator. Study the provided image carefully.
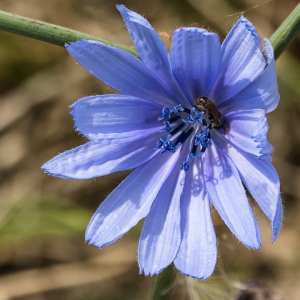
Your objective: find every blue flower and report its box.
[42,5,283,279]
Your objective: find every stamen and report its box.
[154,135,171,150]
[161,140,178,153]
[158,107,172,121]
[183,108,191,114]
[169,115,181,124]
[153,134,179,153]
[180,122,213,171]
[182,107,203,125]
[180,147,206,171]
[174,127,194,148]
[154,101,219,171]
[158,105,191,121]
[172,105,184,114]
[194,126,212,148]
[154,126,192,154]
[173,105,191,115]
[169,122,185,136]
[159,121,172,133]
[159,115,182,133]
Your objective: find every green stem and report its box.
[149,265,175,300]
[0,9,139,57]
[269,3,300,60]
[0,4,299,61]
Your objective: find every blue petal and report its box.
[223,109,273,161]
[174,159,217,279]
[219,39,279,114]
[203,141,261,249]
[117,5,191,108]
[208,17,266,107]
[272,194,283,242]
[85,149,181,247]
[71,95,163,144]
[170,27,221,103]
[41,132,164,179]
[66,40,177,107]
[138,141,191,276]
[212,131,282,242]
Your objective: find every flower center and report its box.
[155,97,225,171]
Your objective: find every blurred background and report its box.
[0,0,299,299]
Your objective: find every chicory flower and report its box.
[42,5,283,279]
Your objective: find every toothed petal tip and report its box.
[271,195,283,243]
[180,271,212,281]
[243,239,262,250]
[41,163,71,179]
[139,267,165,277]
[174,27,214,36]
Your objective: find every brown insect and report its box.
[194,96,228,134]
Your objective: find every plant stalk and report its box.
[149,265,175,300]
[0,9,139,57]
[0,5,299,60]
[269,3,300,60]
